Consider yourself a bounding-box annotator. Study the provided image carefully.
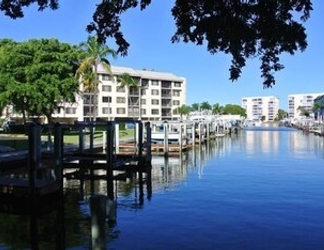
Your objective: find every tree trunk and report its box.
[89,94,93,122]
[93,63,99,122]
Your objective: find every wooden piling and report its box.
[163,121,169,158]
[106,121,114,201]
[145,122,152,163]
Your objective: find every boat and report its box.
[243,119,263,128]
[151,131,187,145]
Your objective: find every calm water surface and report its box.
[109,126,324,250]
[1,126,324,250]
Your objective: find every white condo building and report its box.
[242,96,279,121]
[1,65,187,122]
[288,92,324,118]
[57,65,187,122]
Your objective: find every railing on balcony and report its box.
[161,102,172,107]
[161,81,172,89]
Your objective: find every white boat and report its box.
[243,119,263,128]
[151,131,187,145]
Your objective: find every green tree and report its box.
[212,103,224,115]
[174,104,191,120]
[200,101,212,111]
[0,38,81,124]
[297,106,311,117]
[223,104,246,117]
[191,103,200,111]
[76,36,116,121]
[277,109,288,121]
[0,1,312,87]
[118,73,140,119]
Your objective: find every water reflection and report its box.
[1,128,324,249]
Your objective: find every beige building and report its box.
[242,96,279,121]
[288,92,324,118]
[54,65,187,122]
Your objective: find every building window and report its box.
[151,80,159,86]
[141,88,147,95]
[65,107,76,114]
[117,97,126,103]
[102,74,112,81]
[141,109,146,115]
[173,90,180,97]
[161,81,171,88]
[117,86,125,92]
[141,99,146,105]
[173,100,180,105]
[151,99,159,105]
[174,82,181,87]
[117,108,126,114]
[102,96,112,103]
[151,89,159,95]
[102,85,112,92]
[141,79,149,87]
[102,107,112,114]
[151,109,159,115]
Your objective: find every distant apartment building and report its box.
[242,96,279,121]
[1,65,187,122]
[288,92,324,118]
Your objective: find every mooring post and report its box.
[145,122,152,163]
[198,122,202,144]
[28,122,41,193]
[206,122,210,141]
[90,194,107,250]
[192,123,196,147]
[163,121,169,158]
[137,121,143,159]
[115,123,120,154]
[54,123,63,182]
[106,121,114,201]
[102,131,106,150]
[89,123,94,152]
[78,124,84,153]
[179,121,183,153]
[183,122,187,144]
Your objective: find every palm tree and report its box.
[174,105,191,120]
[78,66,96,118]
[76,35,116,121]
[118,73,140,119]
[297,106,311,118]
[191,103,200,111]
[200,101,212,111]
[212,103,224,115]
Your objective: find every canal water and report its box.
[1,125,324,249]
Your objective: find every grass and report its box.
[0,129,136,150]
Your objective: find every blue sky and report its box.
[1,1,323,110]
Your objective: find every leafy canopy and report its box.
[0,38,81,122]
[0,0,312,87]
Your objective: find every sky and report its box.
[0,1,323,111]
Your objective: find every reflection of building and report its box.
[288,92,324,118]
[242,96,279,121]
[245,130,279,156]
[151,156,188,190]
